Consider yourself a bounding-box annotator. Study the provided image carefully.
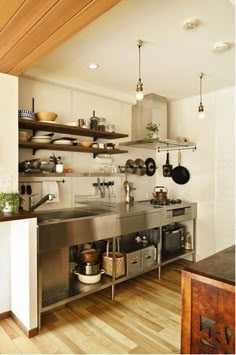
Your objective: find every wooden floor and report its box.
[0,260,190,354]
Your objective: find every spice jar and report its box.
[98,117,106,131]
[90,110,98,130]
[184,232,192,250]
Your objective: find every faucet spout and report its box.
[29,194,55,212]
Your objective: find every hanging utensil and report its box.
[162,152,173,177]
[171,151,190,185]
[145,158,156,176]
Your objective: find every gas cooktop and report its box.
[151,198,182,206]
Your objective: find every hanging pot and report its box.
[171,151,190,185]
[162,152,172,177]
[153,186,168,201]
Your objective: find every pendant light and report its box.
[136,39,144,101]
[198,72,205,119]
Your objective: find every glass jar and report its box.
[98,117,106,131]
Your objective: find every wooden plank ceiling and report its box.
[0,0,121,76]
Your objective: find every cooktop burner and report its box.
[151,198,182,206]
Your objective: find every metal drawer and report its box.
[126,250,142,275]
[142,246,156,269]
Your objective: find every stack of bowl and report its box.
[18,110,35,120]
[19,130,30,142]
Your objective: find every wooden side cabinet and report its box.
[181,245,235,354]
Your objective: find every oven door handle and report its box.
[169,229,182,234]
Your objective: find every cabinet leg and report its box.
[158,266,161,279]
[111,284,115,300]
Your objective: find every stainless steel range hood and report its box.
[120,93,196,151]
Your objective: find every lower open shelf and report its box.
[41,275,112,313]
[161,249,195,266]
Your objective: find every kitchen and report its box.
[0,0,235,353]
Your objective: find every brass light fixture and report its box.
[198,72,205,119]
[136,39,144,101]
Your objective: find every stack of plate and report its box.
[18,110,35,120]
[31,135,52,144]
[52,137,77,145]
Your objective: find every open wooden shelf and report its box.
[19,141,128,155]
[19,119,128,140]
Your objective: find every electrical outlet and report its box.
[145,192,149,199]
[0,175,12,192]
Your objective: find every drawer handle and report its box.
[131,261,138,264]
[145,255,152,259]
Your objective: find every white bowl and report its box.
[74,272,103,284]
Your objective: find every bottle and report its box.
[90,110,98,130]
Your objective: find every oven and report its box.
[161,224,184,258]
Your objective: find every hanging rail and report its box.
[157,146,197,153]
[18,179,66,183]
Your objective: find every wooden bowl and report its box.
[35,112,58,121]
[80,141,93,148]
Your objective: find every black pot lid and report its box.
[145,158,157,176]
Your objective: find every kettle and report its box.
[153,186,168,201]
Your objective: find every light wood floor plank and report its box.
[0,260,190,354]
[0,325,21,354]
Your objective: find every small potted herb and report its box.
[146,122,160,139]
[0,192,21,213]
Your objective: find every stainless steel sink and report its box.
[36,209,97,223]
[37,208,117,253]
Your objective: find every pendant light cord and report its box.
[138,44,141,81]
[200,72,203,104]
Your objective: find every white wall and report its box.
[0,73,18,191]
[19,77,157,209]
[0,74,19,315]
[215,88,235,252]
[0,222,11,313]
[11,218,38,330]
[159,87,235,260]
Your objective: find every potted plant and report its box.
[146,122,160,139]
[0,192,21,213]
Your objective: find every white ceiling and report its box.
[25,0,235,103]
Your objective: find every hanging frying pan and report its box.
[171,151,190,185]
[145,158,157,176]
[162,152,172,177]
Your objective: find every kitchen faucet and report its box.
[29,193,55,212]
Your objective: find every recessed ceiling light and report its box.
[183,18,199,31]
[88,63,99,69]
[212,41,231,52]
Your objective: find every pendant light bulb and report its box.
[198,102,205,119]
[136,40,144,101]
[198,72,205,119]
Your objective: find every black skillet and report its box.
[171,151,190,185]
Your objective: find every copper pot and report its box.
[80,248,99,263]
[153,186,168,201]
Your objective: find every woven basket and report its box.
[102,240,125,278]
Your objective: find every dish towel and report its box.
[42,181,60,203]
